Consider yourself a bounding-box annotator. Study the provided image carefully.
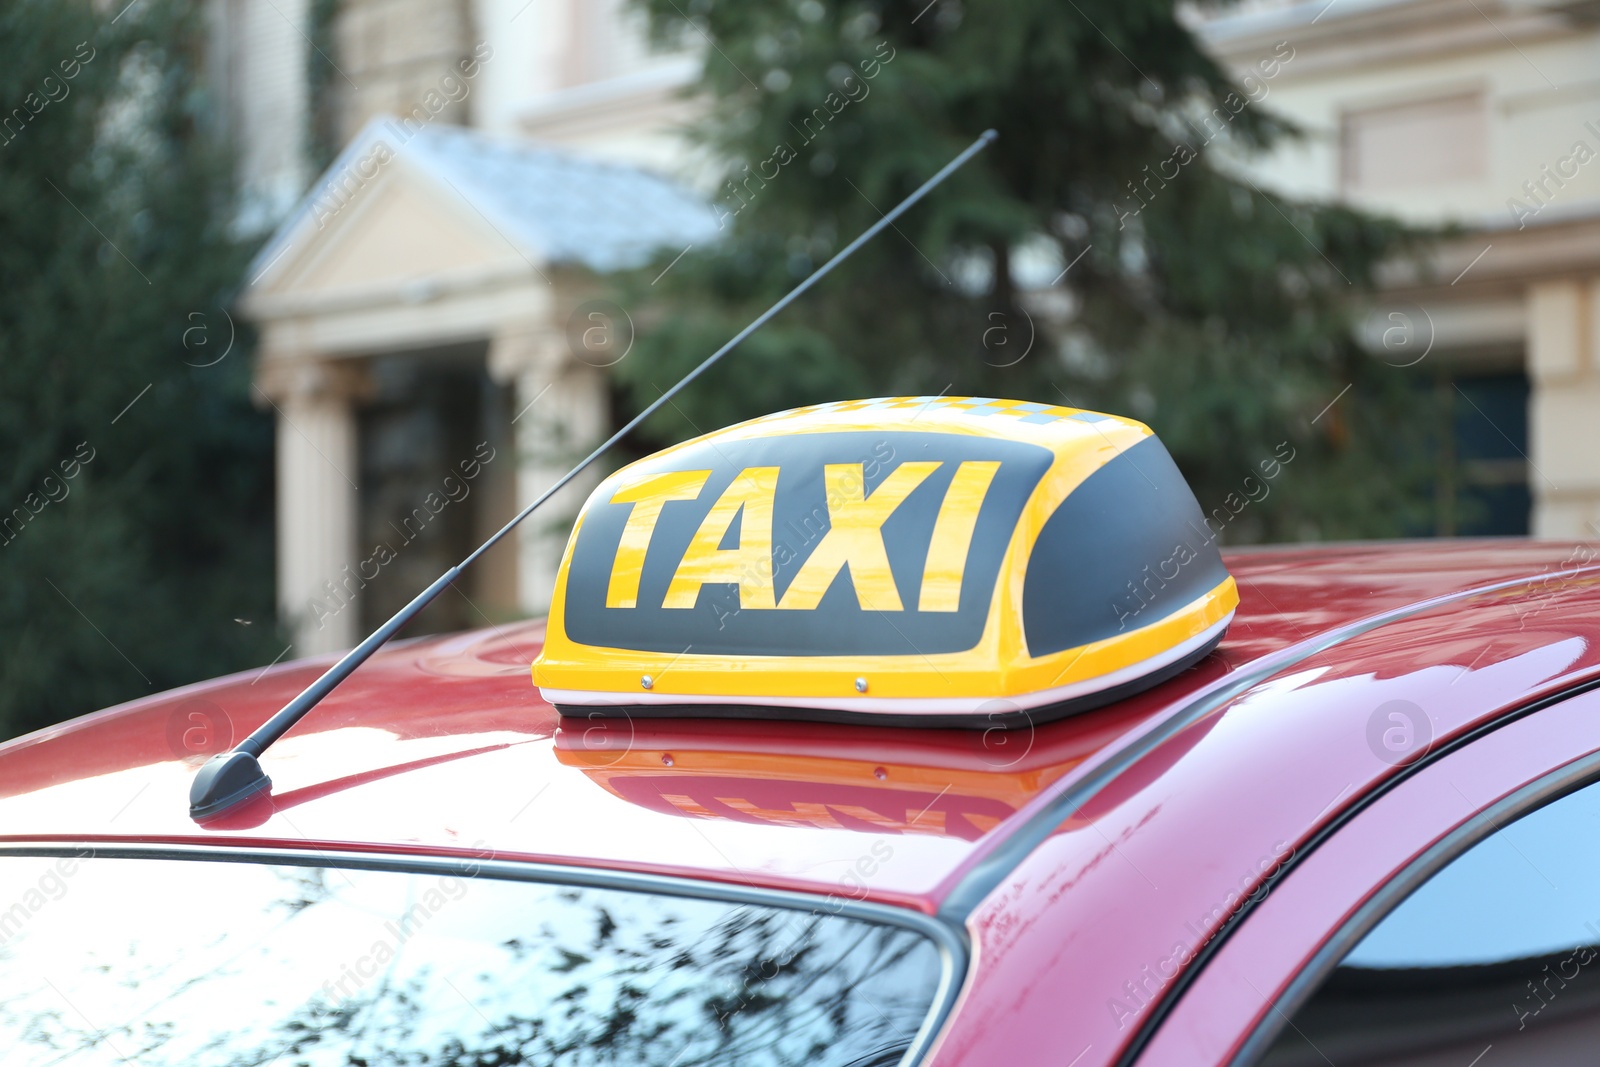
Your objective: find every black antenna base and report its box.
[189,750,272,820]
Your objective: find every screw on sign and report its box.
[166,699,234,760]
[1365,699,1433,766]
[978,698,1036,769]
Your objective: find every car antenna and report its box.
[189,129,999,820]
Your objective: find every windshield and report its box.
[0,852,946,1066]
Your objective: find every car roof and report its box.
[0,539,1595,915]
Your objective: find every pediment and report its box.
[255,155,534,306]
[242,116,717,324]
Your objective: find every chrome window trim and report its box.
[0,842,969,1067]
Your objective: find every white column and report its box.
[262,358,365,655]
[1528,279,1600,539]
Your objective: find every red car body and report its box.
[3,539,1598,1064]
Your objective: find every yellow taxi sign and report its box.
[533,396,1237,726]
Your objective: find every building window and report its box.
[1341,93,1488,192]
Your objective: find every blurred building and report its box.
[213,0,1600,656]
[1197,0,1600,541]
[210,0,710,655]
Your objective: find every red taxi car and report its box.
[3,401,1600,1066]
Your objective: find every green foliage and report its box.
[617,0,1435,543]
[0,0,276,739]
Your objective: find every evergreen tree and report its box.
[618,0,1434,542]
[0,0,276,739]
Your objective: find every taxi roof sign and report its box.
[534,396,1237,726]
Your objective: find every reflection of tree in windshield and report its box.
[271,866,333,917]
[0,858,940,1067]
[264,897,930,1065]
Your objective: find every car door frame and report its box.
[1130,678,1600,1065]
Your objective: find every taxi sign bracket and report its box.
[188,130,1000,821]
